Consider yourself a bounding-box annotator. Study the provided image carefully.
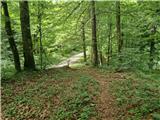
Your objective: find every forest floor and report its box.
[80,68,124,120]
[1,55,160,120]
[1,67,121,120]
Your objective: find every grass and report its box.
[1,68,99,120]
[110,70,160,120]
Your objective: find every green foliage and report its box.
[110,71,160,119]
[1,60,16,80]
[152,113,160,120]
[1,1,160,120]
[2,69,99,120]
[1,1,160,72]
[106,49,150,71]
[54,75,99,120]
[2,69,68,119]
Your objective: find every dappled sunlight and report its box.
[1,0,160,120]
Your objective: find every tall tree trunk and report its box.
[107,19,112,66]
[38,2,43,69]
[98,31,103,66]
[2,1,21,72]
[116,1,122,53]
[19,1,35,70]
[91,0,98,66]
[81,22,87,62]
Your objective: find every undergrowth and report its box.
[54,75,99,120]
[2,69,75,119]
[110,70,160,120]
[2,68,99,120]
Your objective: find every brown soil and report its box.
[81,68,127,120]
[2,65,129,120]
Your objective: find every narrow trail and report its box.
[82,68,126,120]
[48,52,85,69]
[49,53,126,119]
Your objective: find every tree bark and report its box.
[19,1,35,70]
[81,22,87,62]
[38,2,43,69]
[107,19,112,65]
[2,1,21,72]
[116,1,122,53]
[91,0,98,66]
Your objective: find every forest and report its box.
[1,0,160,120]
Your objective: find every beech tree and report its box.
[91,1,98,66]
[19,1,35,70]
[107,15,113,65]
[1,1,160,74]
[2,1,21,72]
[81,21,87,62]
[37,2,44,69]
[116,1,122,54]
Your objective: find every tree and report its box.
[19,1,35,70]
[2,1,21,72]
[116,1,122,54]
[1,0,160,73]
[91,1,98,66]
[37,2,44,69]
[107,15,112,65]
[81,21,87,62]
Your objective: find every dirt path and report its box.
[48,53,125,119]
[48,52,87,69]
[82,68,126,120]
